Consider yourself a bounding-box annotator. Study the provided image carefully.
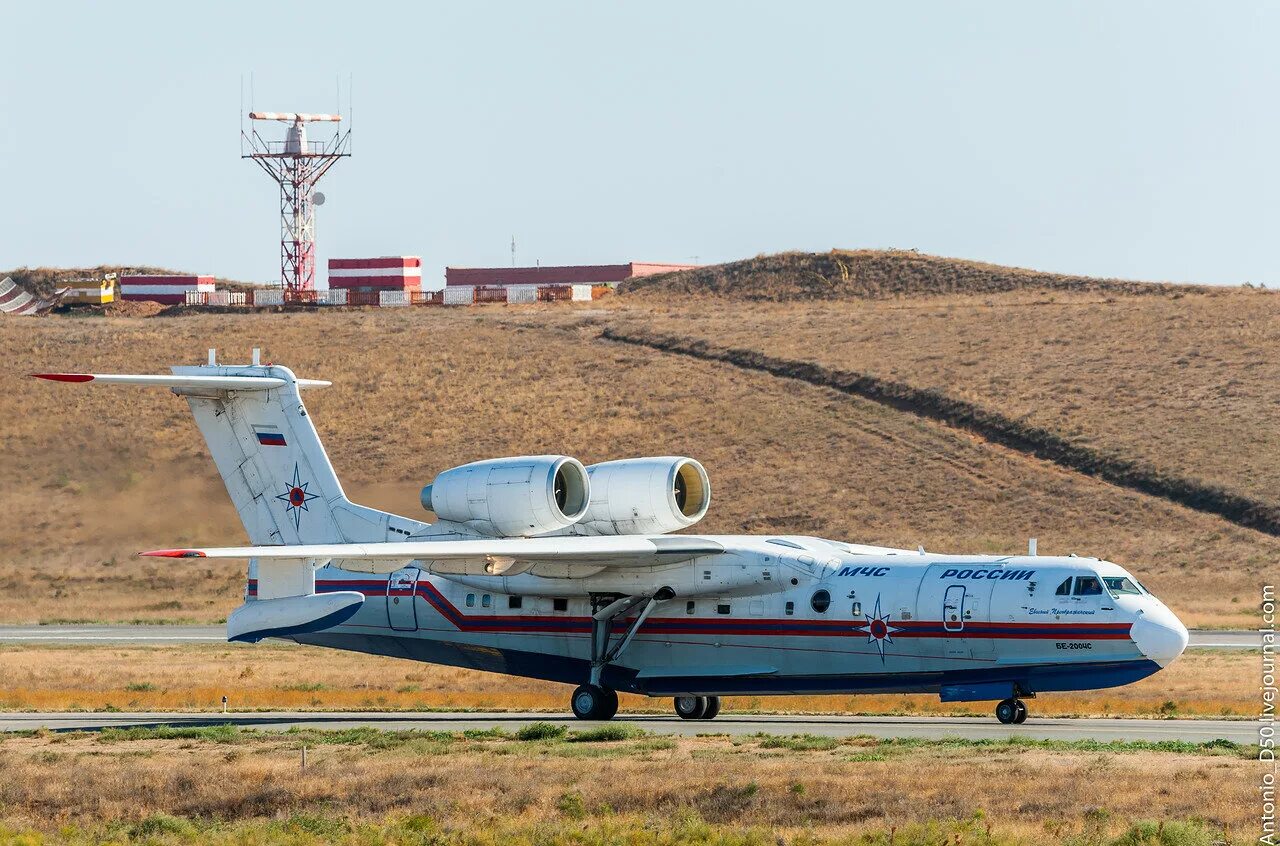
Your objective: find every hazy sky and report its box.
[2,2,1276,288]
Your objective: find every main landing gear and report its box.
[674,695,721,720]
[571,684,619,721]
[570,591,675,721]
[995,698,1028,724]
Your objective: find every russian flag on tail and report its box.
[253,424,287,447]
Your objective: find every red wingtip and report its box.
[140,549,207,558]
[32,373,94,382]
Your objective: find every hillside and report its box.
[618,249,1201,300]
[1,265,257,298]
[0,306,1269,628]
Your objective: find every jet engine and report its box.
[573,457,711,535]
[422,455,590,538]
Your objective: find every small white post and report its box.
[207,348,217,366]
[1028,538,1038,556]
[221,695,228,713]
[251,348,261,366]
[301,745,307,770]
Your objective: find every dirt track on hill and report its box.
[603,327,1280,537]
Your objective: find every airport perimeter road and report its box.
[0,711,1256,744]
[0,626,1263,648]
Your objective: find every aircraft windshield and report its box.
[1102,576,1143,596]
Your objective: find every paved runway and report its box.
[0,710,1255,743]
[0,625,1263,648]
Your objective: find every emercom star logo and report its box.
[863,595,901,662]
[274,463,319,530]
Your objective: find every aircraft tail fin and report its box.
[34,355,424,546]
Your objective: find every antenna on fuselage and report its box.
[1028,537,1037,556]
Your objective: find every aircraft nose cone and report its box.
[1130,605,1189,666]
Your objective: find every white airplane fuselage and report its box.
[284,539,1186,701]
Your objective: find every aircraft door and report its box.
[917,566,996,662]
[387,567,420,631]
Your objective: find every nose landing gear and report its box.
[674,695,721,720]
[995,698,1028,724]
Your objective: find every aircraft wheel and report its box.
[1012,699,1028,724]
[674,695,708,720]
[599,688,619,721]
[700,696,721,720]
[995,698,1019,725]
[571,685,616,720]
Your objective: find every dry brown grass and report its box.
[0,729,1256,843]
[608,287,1280,507]
[0,304,1270,628]
[0,644,1256,717]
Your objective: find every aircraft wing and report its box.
[141,535,726,576]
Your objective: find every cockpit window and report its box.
[1054,578,1072,596]
[1103,576,1142,596]
[1073,576,1103,596]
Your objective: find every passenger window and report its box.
[810,589,831,614]
[1073,576,1102,596]
[481,594,492,608]
[465,593,476,608]
[1055,578,1072,596]
[852,601,862,616]
[508,596,522,609]
[553,598,568,612]
[686,601,696,615]
[784,601,794,616]
[716,603,731,615]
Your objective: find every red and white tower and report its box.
[242,112,351,293]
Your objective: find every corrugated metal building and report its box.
[328,256,422,292]
[119,275,214,304]
[445,262,697,289]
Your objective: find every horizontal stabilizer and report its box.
[143,535,725,572]
[33,373,330,390]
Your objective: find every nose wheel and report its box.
[995,698,1028,724]
[674,695,721,720]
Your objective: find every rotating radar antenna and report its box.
[241,110,350,293]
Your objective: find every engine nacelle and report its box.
[422,455,590,538]
[574,457,711,535]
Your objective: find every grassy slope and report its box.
[0,307,1268,627]
[618,249,1199,299]
[605,288,1280,511]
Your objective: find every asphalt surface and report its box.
[0,710,1255,743]
[0,625,1264,648]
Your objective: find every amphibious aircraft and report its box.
[37,352,1189,723]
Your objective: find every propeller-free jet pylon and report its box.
[37,353,1189,723]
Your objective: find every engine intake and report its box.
[422,455,590,537]
[575,457,711,535]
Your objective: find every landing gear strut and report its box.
[674,695,721,720]
[995,697,1028,724]
[569,591,672,721]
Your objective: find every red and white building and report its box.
[445,262,698,290]
[119,275,214,304]
[328,256,422,292]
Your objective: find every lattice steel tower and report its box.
[242,112,351,293]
